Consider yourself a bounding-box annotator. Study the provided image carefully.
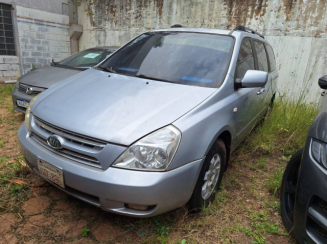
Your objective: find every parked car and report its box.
[12,46,118,113]
[18,26,278,217]
[280,75,327,243]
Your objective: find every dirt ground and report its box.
[0,85,295,244]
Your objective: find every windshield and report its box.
[101,32,234,88]
[58,49,115,68]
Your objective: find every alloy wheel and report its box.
[201,153,221,200]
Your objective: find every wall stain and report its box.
[87,0,326,36]
[225,0,267,29]
[156,0,164,18]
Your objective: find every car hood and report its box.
[19,66,82,88]
[33,69,216,145]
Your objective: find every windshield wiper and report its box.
[135,74,176,83]
[98,65,116,73]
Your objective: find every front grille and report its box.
[18,83,42,95]
[31,116,107,168]
[307,196,327,243]
[34,116,106,149]
[31,133,100,164]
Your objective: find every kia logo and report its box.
[26,87,33,95]
[47,135,64,149]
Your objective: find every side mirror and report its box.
[236,70,268,88]
[319,75,327,89]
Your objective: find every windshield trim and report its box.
[97,31,236,89]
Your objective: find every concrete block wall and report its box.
[0,56,19,82]
[78,0,327,104]
[16,6,71,74]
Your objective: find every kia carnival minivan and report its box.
[19,26,278,217]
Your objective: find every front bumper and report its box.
[12,84,33,113]
[18,124,203,217]
[293,137,327,243]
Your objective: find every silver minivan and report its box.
[18,26,278,217]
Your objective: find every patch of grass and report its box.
[31,64,38,71]
[256,155,267,169]
[176,239,186,244]
[268,166,285,196]
[0,84,14,99]
[81,227,90,237]
[245,98,317,156]
[239,210,286,244]
[152,216,171,244]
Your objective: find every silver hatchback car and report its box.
[18,26,278,217]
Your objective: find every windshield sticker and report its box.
[84,53,100,58]
[182,76,212,83]
[117,67,139,72]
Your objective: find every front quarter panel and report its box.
[170,74,237,170]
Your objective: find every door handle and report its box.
[257,88,266,95]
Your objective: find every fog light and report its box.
[126,204,149,211]
[125,203,156,211]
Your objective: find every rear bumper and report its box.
[18,124,203,217]
[293,137,327,243]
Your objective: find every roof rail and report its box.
[171,24,188,28]
[234,26,264,39]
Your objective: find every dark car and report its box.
[280,75,327,243]
[12,46,118,113]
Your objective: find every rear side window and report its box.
[265,44,276,72]
[235,39,255,80]
[253,41,268,72]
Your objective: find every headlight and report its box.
[13,81,19,91]
[25,93,41,131]
[311,139,327,168]
[113,125,181,171]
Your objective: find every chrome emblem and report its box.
[47,135,64,149]
[26,87,33,95]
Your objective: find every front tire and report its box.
[280,149,303,232]
[188,139,226,212]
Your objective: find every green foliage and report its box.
[239,211,287,244]
[256,156,267,169]
[176,239,186,244]
[31,64,38,71]
[0,84,14,99]
[245,98,317,156]
[81,227,90,237]
[268,167,285,196]
[152,217,171,244]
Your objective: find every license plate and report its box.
[37,158,65,188]
[17,98,30,108]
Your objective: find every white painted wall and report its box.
[77,0,327,103]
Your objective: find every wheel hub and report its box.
[201,153,221,200]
